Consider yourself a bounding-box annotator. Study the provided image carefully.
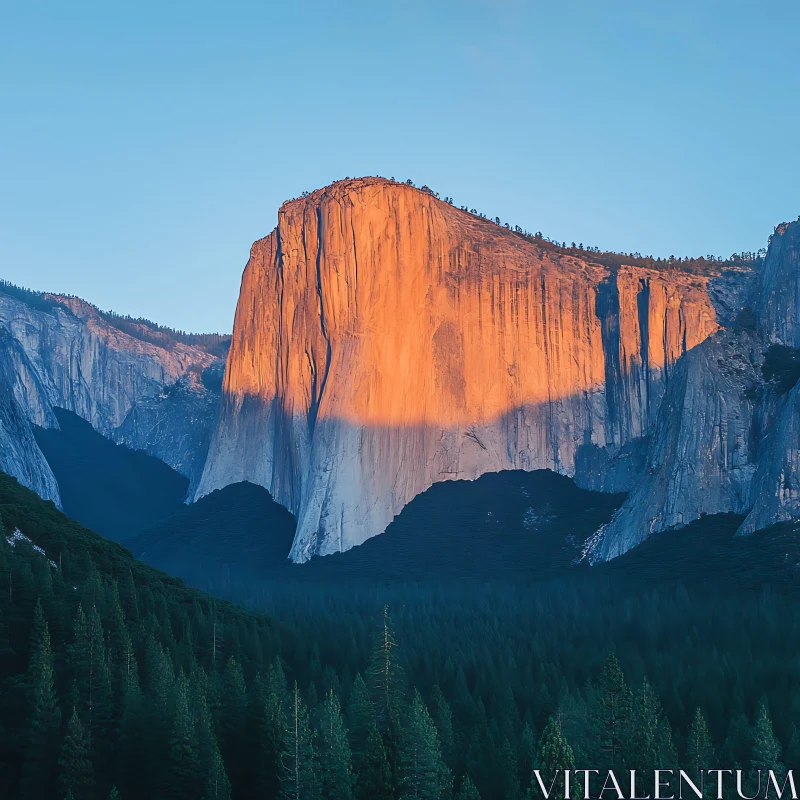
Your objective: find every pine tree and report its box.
[21,600,62,798]
[368,606,403,734]
[204,745,232,800]
[318,689,354,799]
[69,602,113,751]
[429,685,455,767]
[590,654,631,770]
[533,715,575,800]
[455,775,481,800]
[751,703,782,774]
[108,787,120,800]
[398,689,451,800]
[117,672,148,797]
[249,666,287,797]
[216,656,248,789]
[355,725,393,800]
[685,708,714,796]
[192,672,232,800]
[348,673,374,769]
[87,604,114,785]
[721,712,753,769]
[167,671,201,799]
[518,722,536,790]
[627,679,676,789]
[785,724,800,769]
[59,708,96,800]
[497,738,520,800]
[281,681,321,800]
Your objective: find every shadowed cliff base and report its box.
[131,470,625,592]
[197,385,661,562]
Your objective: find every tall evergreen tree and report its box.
[204,744,232,800]
[249,665,287,798]
[192,672,232,800]
[721,713,753,769]
[368,606,403,734]
[518,722,536,791]
[69,602,113,754]
[628,678,676,790]
[398,689,451,800]
[21,600,62,798]
[318,689,354,799]
[355,725,393,800]
[429,685,455,767]
[348,673,374,769]
[496,738,520,800]
[533,715,575,800]
[117,672,148,797]
[215,656,248,790]
[455,775,481,800]
[59,708,95,800]
[167,671,201,799]
[785,724,800,769]
[685,708,714,797]
[590,654,631,770]
[281,681,320,800]
[751,703,782,774]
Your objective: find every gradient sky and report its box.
[2,1,799,333]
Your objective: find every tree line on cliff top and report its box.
[0,280,231,357]
[296,176,767,277]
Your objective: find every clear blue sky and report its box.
[2,1,798,333]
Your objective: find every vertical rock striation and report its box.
[594,219,800,560]
[197,178,718,560]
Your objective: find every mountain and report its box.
[4,181,799,568]
[196,177,731,561]
[0,283,225,502]
[197,176,781,562]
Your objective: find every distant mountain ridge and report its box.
[0,282,224,502]
[0,280,231,354]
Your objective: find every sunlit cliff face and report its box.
[198,178,719,561]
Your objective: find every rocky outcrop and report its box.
[592,329,763,560]
[757,221,800,346]
[594,219,800,559]
[197,178,719,561]
[0,290,219,499]
[0,328,62,503]
[114,364,224,496]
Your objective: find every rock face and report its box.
[0,290,220,500]
[197,178,719,561]
[593,220,800,560]
[114,364,224,497]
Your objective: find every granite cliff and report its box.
[594,220,800,560]
[196,178,722,561]
[0,288,223,501]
